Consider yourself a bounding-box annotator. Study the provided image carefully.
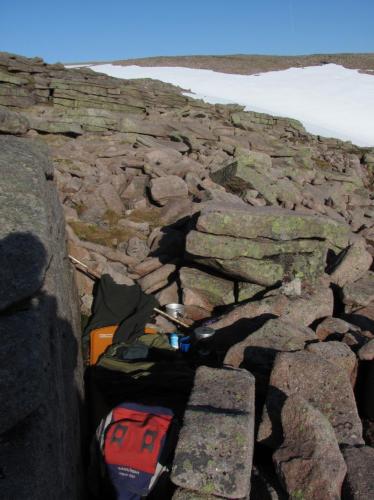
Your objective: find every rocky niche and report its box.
[0,135,84,499]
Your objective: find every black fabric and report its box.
[84,274,159,344]
[90,361,195,422]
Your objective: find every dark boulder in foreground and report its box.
[0,136,84,499]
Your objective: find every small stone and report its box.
[97,183,124,214]
[281,277,302,297]
[315,316,360,341]
[138,263,176,293]
[150,175,188,206]
[358,338,374,360]
[342,330,374,352]
[237,282,266,302]
[126,237,149,261]
[155,282,179,307]
[118,218,150,234]
[342,271,374,313]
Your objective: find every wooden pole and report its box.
[68,255,101,279]
[153,307,189,329]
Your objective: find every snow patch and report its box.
[71,63,374,147]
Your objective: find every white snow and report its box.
[73,63,374,147]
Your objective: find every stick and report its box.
[68,255,101,279]
[68,255,189,329]
[154,307,189,329]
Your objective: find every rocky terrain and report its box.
[105,53,374,76]
[1,51,374,498]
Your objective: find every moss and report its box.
[291,489,305,499]
[128,207,162,229]
[201,482,215,495]
[183,459,193,472]
[74,202,87,216]
[70,220,136,248]
[313,157,331,170]
[235,432,246,447]
[102,209,122,226]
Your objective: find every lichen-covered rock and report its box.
[180,267,234,309]
[0,137,52,310]
[258,351,363,448]
[207,255,285,286]
[187,205,350,284]
[210,149,304,207]
[273,395,347,500]
[171,366,255,499]
[196,206,350,249]
[187,230,325,260]
[238,282,266,302]
[0,105,29,134]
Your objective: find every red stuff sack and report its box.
[95,402,177,499]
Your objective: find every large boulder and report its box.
[196,206,350,248]
[258,351,364,448]
[210,278,333,332]
[171,366,255,499]
[273,395,346,500]
[0,135,83,498]
[187,205,351,285]
[224,318,316,370]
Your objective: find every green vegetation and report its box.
[128,207,162,228]
[70,220,135,248]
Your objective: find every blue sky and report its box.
[1,0,373,63]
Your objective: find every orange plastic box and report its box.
[89,325,117,365]
[89,325,158,365]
